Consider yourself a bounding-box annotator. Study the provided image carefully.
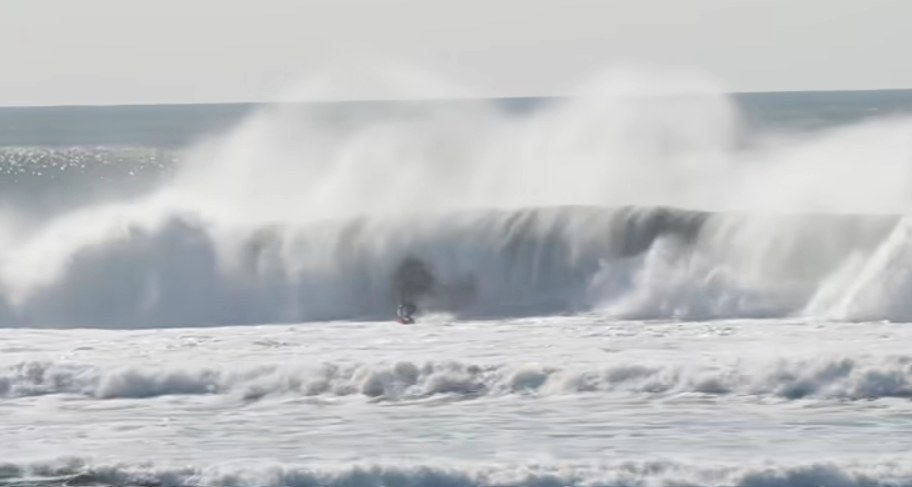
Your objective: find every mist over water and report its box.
[2,65,912,328]
[164,66,740,221]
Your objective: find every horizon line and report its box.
[3,86,912,110]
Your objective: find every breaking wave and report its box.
[4,457,912,487]
[0,204,910,327]
[5,354,912,402]
[3,67,912,327]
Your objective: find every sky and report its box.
[0,0,909,106]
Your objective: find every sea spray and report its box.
[1,66,912,327]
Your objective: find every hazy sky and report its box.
[0,0,908,106]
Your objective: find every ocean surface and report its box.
[4,75,912,487]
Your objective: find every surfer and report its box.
[396,300,418,323]
[392,256,435,323]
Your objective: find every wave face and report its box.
[4,68,912,328]
[0,205,907,328]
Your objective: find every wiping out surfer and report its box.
[396,300,418,324]
[392,256,435,324]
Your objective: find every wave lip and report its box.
[4,356,912,402]
[3,458,912,487]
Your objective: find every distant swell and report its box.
[3,458,912,487]
[0,145,175,220]
[4,355,912,402]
